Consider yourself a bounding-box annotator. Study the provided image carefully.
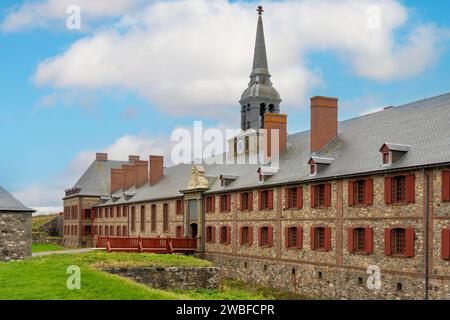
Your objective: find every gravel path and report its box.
[32,248,103,257]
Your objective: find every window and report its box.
[205,196,215,213]
[176,226,183,238]
[245,136,249,154]
[151,205,156,232]
[140,206,146,232]
[391,228,406,255]
[383,152,390,165]
[288,227,297,248]
[353,228,366,252]
[220,226,229,244]
[206,226,215,243]
[176,199,184,215]
[110,226,114,236]
[123,206,128,217]
[285,187,302,209]
[130,207,136,232]
[259,227,270,246]
[392,176,406,203]
[116,226,121,237]
[116,206,121,218]
[310,164,316,175]
[122,226,127,237]
[233,137,238,155]
[220,194,231,213]
[94,226,98,235]
[442,171,450,202]
[442,228,450,260]
[314,227,325,250]
[259,190,273,210]
[311,184,331,208]
[99,226,103,236]
[241,226,250,245]
[240,192,251,211]
[354,181,365,204]
[163,204,169,232]
[105,225,109,236]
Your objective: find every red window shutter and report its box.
[212,196,216,213]
[226,226,231,244]
[442,171,450,202]
[365,179,373,205]
[406,174,416,203]
[384,177,392,204]
[248,192,253,211]
[365,227,373,254]
[268,226,273,247]
[258,192,262,210]
[285,227,289,248]
[258,227,262,246]
[285,188,290,209]
[324,227,332,251]
[227,194,231,212]
[240,227,243,245]
[348,181,354,206]
[310,185,316,208]
[325,183,332,207]
[268,190,274,210]
[348,227,354,253]
[384,228,392,255]
[405,228,415,257]
[297,226,303,249]
[239,194,244,211]
[248,226,253,246]
[297,187,303,209]
[310,227,315,250]
[441,229,450,260]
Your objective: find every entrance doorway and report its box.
[190,223,198,238]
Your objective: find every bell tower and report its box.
[240,6,281,131]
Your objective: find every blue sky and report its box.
[0,0,449,212]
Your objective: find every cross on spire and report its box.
[257,5,264,15]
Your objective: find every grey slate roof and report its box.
[64,159,130,199]
[84,92,450,207]
[0,186,34,212]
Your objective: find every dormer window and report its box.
[308,157,334,176]
[257,167,278,183]
[220,174,238,188]
[380,143,410,166]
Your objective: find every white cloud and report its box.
[1,0,142,32]
[28,0,446,119]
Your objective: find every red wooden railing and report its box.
[96,236,197,253]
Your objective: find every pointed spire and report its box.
[252,7,269,75]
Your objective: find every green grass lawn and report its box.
[32,243,68,253]
[0,252,267,300]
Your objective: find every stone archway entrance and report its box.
[190,223,198,239]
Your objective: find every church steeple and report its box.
[240,6,281,131]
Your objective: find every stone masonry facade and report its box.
[0,212,32,262]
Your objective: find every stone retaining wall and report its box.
[104,266,220,290]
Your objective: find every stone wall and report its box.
[0,212,32,262]
[104,266,220,290]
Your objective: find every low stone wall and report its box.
[32,232,63,245]
[104,267,221,290]
[0,212,32,262]
[205,252,450,300]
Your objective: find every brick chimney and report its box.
[96,153,108,161]
[310,96,338,153]
[111,168,123,193]
[135,160,149,187]
[149,155,164,185]
[264,113,287,158]
[129,155,140,162]
[122,165,136,190]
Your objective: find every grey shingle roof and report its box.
[65,160,130,199]
[86,92,450,207]
[0,186,34,212]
